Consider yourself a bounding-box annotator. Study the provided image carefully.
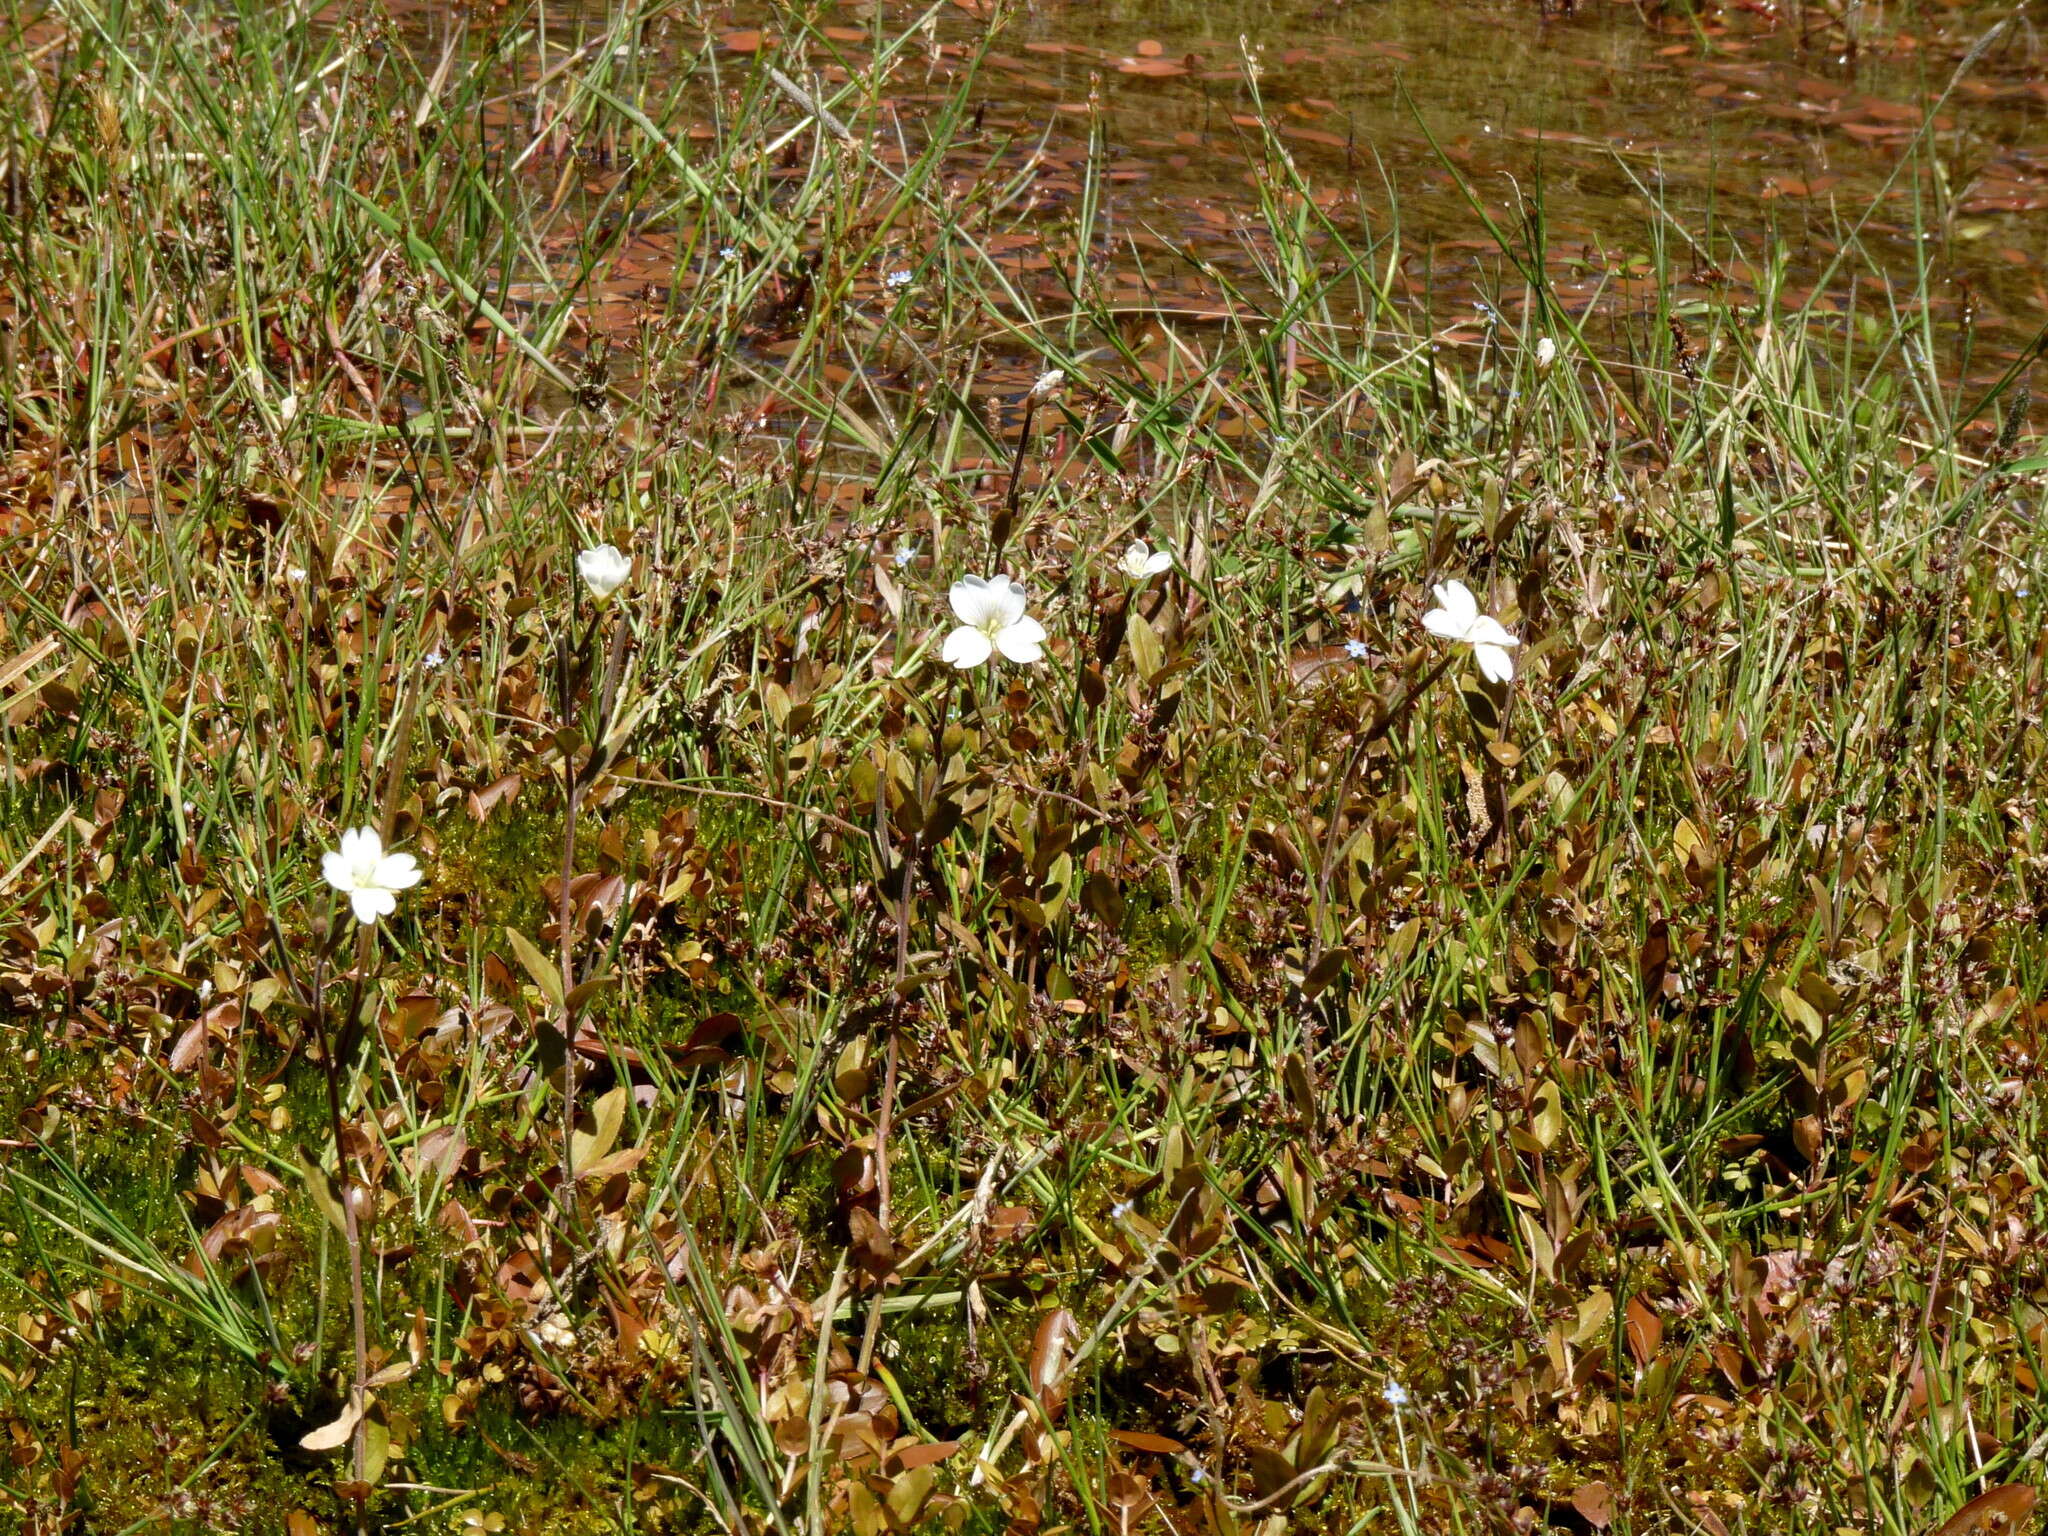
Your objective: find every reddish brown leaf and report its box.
[1625,1295,1663,1366]
[1109,1429,1186,1454]
[467,772,522,823]
[1572,1481,1614,1529]
[1931,1485,2038,1536]
[896,1440,961,1471]
[169,1020,207,1073]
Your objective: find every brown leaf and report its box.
[896,1440,961,1471]
[576,1143,648,1183]
[438,1199,481,1247]
[1023,1307,1079,1462]
[299,1398,362,1452]
[1637,920,1670,998]
[1572,1480,1613,1529]
[1625,1295,1663,1367]
[168,1020,208,1073]
[848,1206,897,1281]
[1931,1485,2038,1536]
[467,773,522,823]
[1792,1113,1823,1164]
[1108,1429,1186,1454]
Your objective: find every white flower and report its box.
[577,544,632,602]
[1534,336,1557,372]
[1422,579,1518,684]
[286,566,308,584]
[1029,368,1065,401]
[1117,540,1172,581]
[321,826,421,925]
[941,575,1046,669]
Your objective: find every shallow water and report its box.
[926,0,2045,384]
[402,0,2048,430]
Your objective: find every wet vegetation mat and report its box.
[2,0,2048,1531]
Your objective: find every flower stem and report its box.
[995,396,1039,563]
[307,918,374,1532]
[559,601,634,1215]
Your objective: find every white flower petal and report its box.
[349,886,396,924]
[994,616,1047,664]
[1466,616,1518,649]
[1144,550,1172,575]
[374,852,422,891]
[1432,580,1479,627]
[987,578,1029,628]
[321,850,353,891]
[1475,642,1516,683]
[1422,607,1472,641]
[948,576,1003,628]
[578,544,631,599]
[942,625,994,668]
[334,827,384,885]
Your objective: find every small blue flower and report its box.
[1382,1380,1410,1409]
[1345,639,1371,661]
[886,269,914,289]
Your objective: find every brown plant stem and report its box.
[555,759,585,1211]
[994,394,1039,563]
[559,601,634,1213]
[856,684,948,1375]
[306,921,374,1534]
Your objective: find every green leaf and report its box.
[1530,1079,1564,1150]
[296,1146,351,1238]
[1127,611,1165,685]
[570,1085,629,1175]
[504,927,565,1011]
[363,1414,391,1485]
